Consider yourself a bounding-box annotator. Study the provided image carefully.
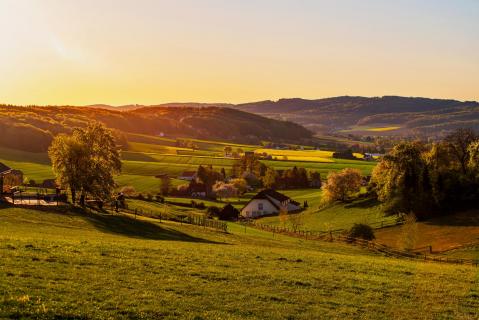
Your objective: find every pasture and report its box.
[257,196,397,232]
[1,205,478,319]
[374,211,479,253]
[1,132,377,195]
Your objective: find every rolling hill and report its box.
[235,96,479,137]
[0,105,311,152]
[89,96,479,139]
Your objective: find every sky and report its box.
[0,0,478,106]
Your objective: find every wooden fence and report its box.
[109,205,228,232]
[248,221,478,267]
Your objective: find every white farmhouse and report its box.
[240,189,301,218]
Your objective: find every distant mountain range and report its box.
[89,96,479,137]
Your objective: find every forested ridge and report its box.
[0,105,312,152]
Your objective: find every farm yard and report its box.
[1,205,478,319]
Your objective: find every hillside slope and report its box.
[0,105,311,152]
[235,96,479,137]
[89,96,479,138]
[1,206,478,319]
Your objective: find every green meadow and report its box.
[0,133,376,195]
[1,205,478,319]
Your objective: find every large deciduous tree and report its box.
[49,123,121,205]
[322,168,362,203]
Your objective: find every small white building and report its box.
[240,189,301,218]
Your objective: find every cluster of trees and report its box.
[175,139,198,149]
[263,167,321,189]
[48,123,121,205]
[206,204,240,221]
[371,129,479,218]
[223,146,243,158]
[213,178,247,199]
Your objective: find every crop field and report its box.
[255,148,335,162]
[126,133,259,154]
[127,142,191,154]
[1,206,478,319]
[340,125,402,134]
[261,159,376,176]
[1,135,377,195]
[367,126,401,132]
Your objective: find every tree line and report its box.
[370,128,479,218]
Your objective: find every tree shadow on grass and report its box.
[82,213,223,243]
[344,197,380,209]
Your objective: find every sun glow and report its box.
[0,0,478,106]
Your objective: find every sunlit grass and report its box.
[0,206,477,319]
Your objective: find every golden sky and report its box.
[0,0,478,106]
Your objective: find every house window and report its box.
[258,203,263,210]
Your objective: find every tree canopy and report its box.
[48,122,121,205]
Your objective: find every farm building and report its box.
[178,171,197,181]
[0,163,23,194]
[240,189,301,218]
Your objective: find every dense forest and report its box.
[0,105,312,152]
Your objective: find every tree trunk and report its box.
[71,188,76,204]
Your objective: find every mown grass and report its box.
[0,206,478,319]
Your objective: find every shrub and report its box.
[146,193,153,201]
[206,206,221,218]
[348,223,375,240]
[155,194,165,203]
[137,193,145,200]
[120,186,136,197]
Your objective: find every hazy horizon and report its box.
[1,0,478,105]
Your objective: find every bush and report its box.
[146,193,153,201]
[206,206,221,218]
[137,193,145,200]
[348,223,375,240]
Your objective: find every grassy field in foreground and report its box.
[1,206,478,319]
